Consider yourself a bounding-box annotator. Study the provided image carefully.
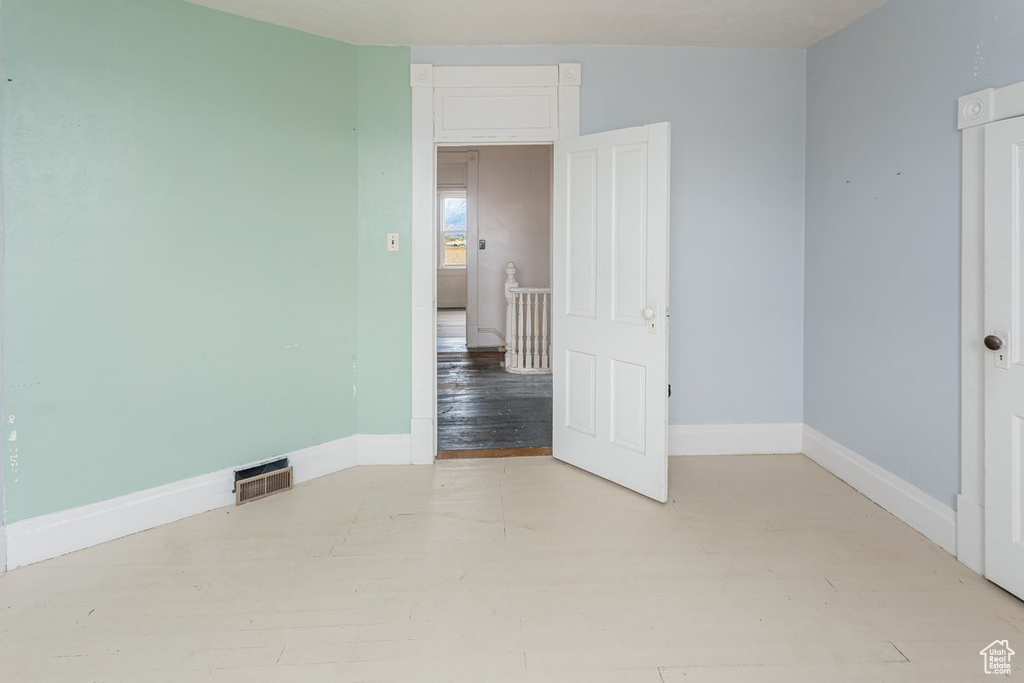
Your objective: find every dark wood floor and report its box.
[437,309,552,453]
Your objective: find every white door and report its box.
[984,114,1024,599]
[552,123,671,502]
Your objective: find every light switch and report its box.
[387,233,399,252]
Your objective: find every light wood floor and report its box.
[1,455,1022,681]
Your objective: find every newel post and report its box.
[504,261,518,368]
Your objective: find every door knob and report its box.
[985,335,1004,351]
[643,308,656,321]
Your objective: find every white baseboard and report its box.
[358,434,413,465]
[802,426,957,554]
[6,461,243,571]
[669,423,803,456]
[4,433,413,571]
[290,436,358,485]
[470,328,504,349]
[956,495,985,574]
[4,423,966,570]
[410,418,435,465]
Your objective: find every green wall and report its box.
[356,48,413,434]
[0,0,412,523]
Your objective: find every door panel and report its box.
[611,360,647,454]
[553,123,671,502]
[984,114,1024,599]
[566,150,598,318]
[612,144,648,325]
[565,350,597,436]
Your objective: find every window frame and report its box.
[437,189,468,270]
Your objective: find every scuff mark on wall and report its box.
[973,11,1009,83]
[6,416,18,485]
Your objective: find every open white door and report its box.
[984,114,1024,599]
[552,123,670,502]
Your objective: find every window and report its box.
[438,190,467,268]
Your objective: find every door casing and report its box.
[410,64,581,464]
[958,80,1024,574]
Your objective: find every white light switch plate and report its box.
[387,233,399,252]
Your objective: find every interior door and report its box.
[552,123,671,502]
[984,113,1024,599]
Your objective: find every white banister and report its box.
[516,291,525,369]
[541,293,549,369]
[503,261,552,375]
[504,262,518,370]
[528,292,536,368]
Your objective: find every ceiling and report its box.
[184,0,888,49]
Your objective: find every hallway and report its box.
[436,309,552,455]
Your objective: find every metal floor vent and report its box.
[235,464,293,505]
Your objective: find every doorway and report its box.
[435,145,554,458]
[410,64,672,505]
[408,63,581,466]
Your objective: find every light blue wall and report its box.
[805,0,1024,508]
[413,46,807,425]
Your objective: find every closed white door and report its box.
[984,114,1024,599]
[552,123,671,502]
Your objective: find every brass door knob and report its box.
[985,335,1005,351]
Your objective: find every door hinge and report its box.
[668,384,672,398]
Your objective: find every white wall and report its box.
[460,145,551,347]
[805,0,1024,510]
[442,145,552,346]
[413,46,806,425]
[433,146,551,330]
[437,269,466,308]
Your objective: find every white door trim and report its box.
[958,80,1024,573]
[410,64,581,464]
[464,153,480,347]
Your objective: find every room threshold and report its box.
[437,446,552,460]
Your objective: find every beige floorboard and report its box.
[1,454,1022,682]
